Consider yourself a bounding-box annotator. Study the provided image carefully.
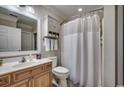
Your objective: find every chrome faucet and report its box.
[20,56,26,63]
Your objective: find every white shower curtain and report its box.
[61,18,79,83]
[61,14,101,87]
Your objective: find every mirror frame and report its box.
[0,6,41,58]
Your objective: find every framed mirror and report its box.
[0,6,41,57]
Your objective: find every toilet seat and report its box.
[53,66,69,74]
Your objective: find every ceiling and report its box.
[44,5,103,20]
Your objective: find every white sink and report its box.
[12,62,36,68]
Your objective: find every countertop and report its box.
[0,58,52,75]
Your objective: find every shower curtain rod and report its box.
[60,7,104,25]
[83,7,104,14]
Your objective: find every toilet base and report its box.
[59,78,67,87]
[52,78,59,87]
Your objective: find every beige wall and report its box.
[117,6,123,86]
[0,13,17,27]
[0,18,17,27]
[103,5,124,87]
[103,5,116,87]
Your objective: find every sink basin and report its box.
[12,62,36,68]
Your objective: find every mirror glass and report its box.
[0,7,37,52]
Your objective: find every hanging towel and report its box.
[51,39,54,51]
[44,38,50,51]
[54,39,58,50]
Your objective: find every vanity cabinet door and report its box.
[12,69,32,83]
[10,79,31,87]
[0,74,11,87]
[31,72,52,87]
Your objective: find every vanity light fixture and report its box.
[78,8,83,12]
[15,5,35,14]
[16,5,20,7]
[26,6,35,14]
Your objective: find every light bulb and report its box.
[26,6,35,14]
[16,5,20,7]
[78,8,83,12]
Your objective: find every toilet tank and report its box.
[47,56,57,68]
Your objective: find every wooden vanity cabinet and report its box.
[31,71,52,87]
[0,62,52,87]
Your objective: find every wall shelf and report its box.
[49,31,59,36]
[43,36,58,40]
[43,31,59,40]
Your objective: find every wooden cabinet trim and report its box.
[12,69,32,83]
[10,79,31,87]
[32,65,45,76]
[0,74,11,87]
[44,63,52,71]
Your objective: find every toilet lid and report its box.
[53,66,69,74]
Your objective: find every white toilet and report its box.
[47,56,69,87]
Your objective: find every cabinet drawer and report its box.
[0,74,11,86]
[32,65,45,76]
[12,69,32,83]
[10,79,31,87]
[44,63,52,71]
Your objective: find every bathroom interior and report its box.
[0,5,123,87]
